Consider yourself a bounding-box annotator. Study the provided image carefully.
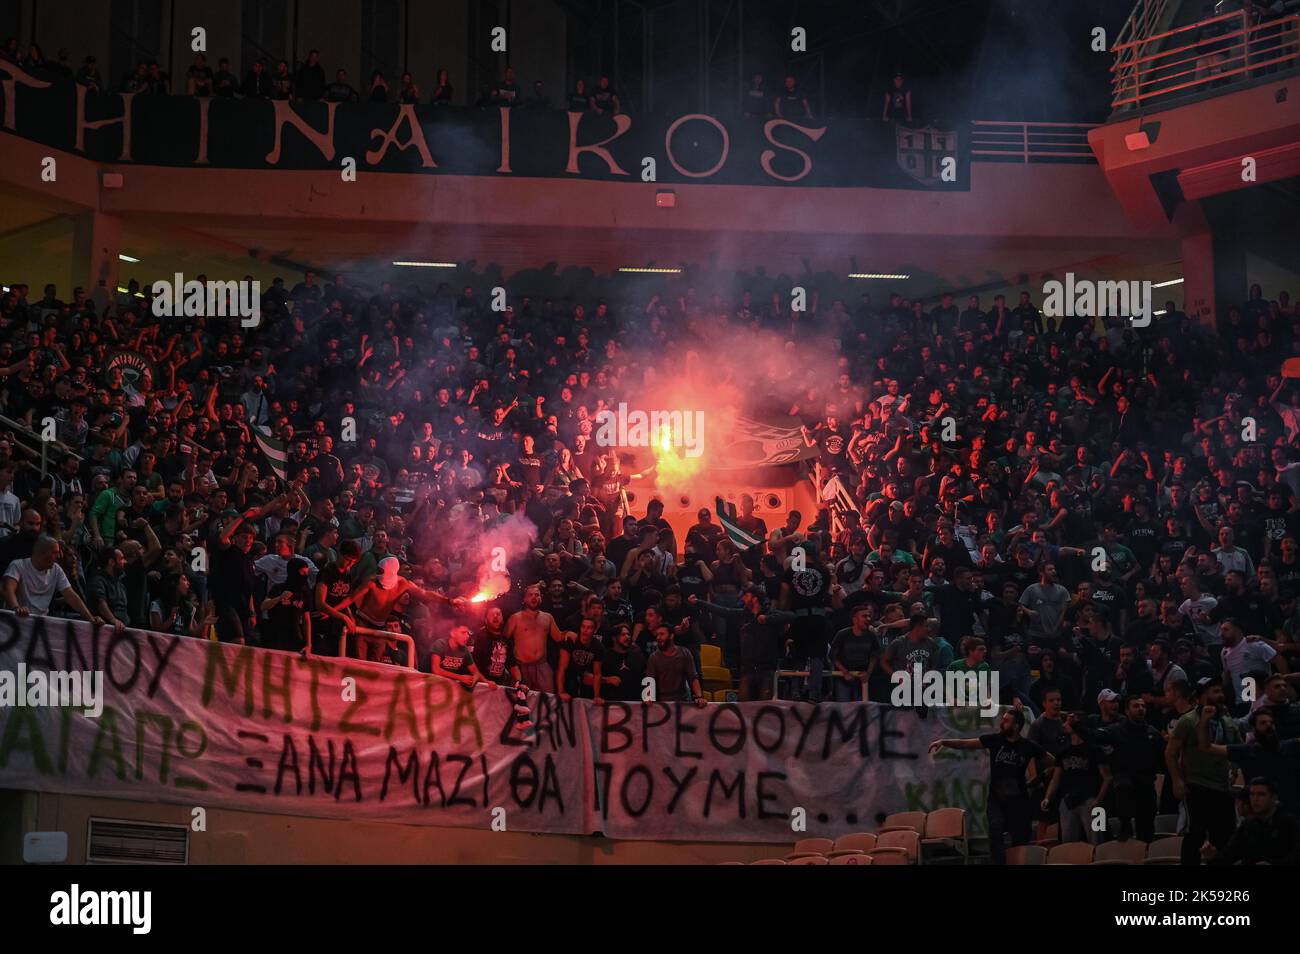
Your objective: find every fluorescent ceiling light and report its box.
[849,272,910,280]
[1153,309,1167,316]
[618,267,681,274]
[118,253,140,263]
[1152,278,1183,288]
[392,261,456,268]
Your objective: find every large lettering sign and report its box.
[0,616,992,841]
[590,699,993,839]
[0,64,969,191]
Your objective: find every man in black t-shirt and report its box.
[780,542,837,702]
[472,606,521,687]
[1260,488,1300,558]
[830,605,879,702]
[261,558,314,652]
[930,565,982,648]
[325,68,359,103]
[557,617,603,700]
[931,707,1052,864]
[313,539,360,656]
[1043,711,1110,844]
[492,67,521,107]
[211,512,262,645]
[590,75,618,114]
[213,58,238,97]
[186,54,213,96]
[295,50,326,100]
[742,73,768,118]
[599,624,645,702]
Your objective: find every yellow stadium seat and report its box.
[699,644,723,669]
[701,665,733,690]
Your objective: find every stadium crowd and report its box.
[0,261,1298,864]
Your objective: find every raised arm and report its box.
[928,737,982,753]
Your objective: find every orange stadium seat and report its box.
[875,829,921,863]
[1045,842,1095,865]
[921,808,968,864]
[1092,840,1147,865]
[879,811,926,834]
[827,832,877,857]
[1145,838,1182,863]
[865,848,909,865]
[1006,846,1048,866]
[785,837,835,860]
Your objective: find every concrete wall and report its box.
[511,0,566,109]
[3,790,787,865]
[171,0,243,82]
[408,0,469,104]
[31,0,112,76]
[1090,76,1300,229]
[298,0,362,90]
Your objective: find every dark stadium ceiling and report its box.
[555,0,1135,121]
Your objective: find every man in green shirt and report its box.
[89,470,135,547]
[1095,523,1139,582]
[948,636,992,673]
[1166,679,1242,865]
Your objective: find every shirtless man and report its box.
[506,583,572,692]
[335,556,463,661]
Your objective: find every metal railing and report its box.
[1112,0,1174,106]
[970,121,1098,163]
[342,625,417,670]
[1111,8,1300,110]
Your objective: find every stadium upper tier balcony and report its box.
[1110,0,1300,112]
[1088,0,1300,238]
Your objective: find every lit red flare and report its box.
[468,572,510,604]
